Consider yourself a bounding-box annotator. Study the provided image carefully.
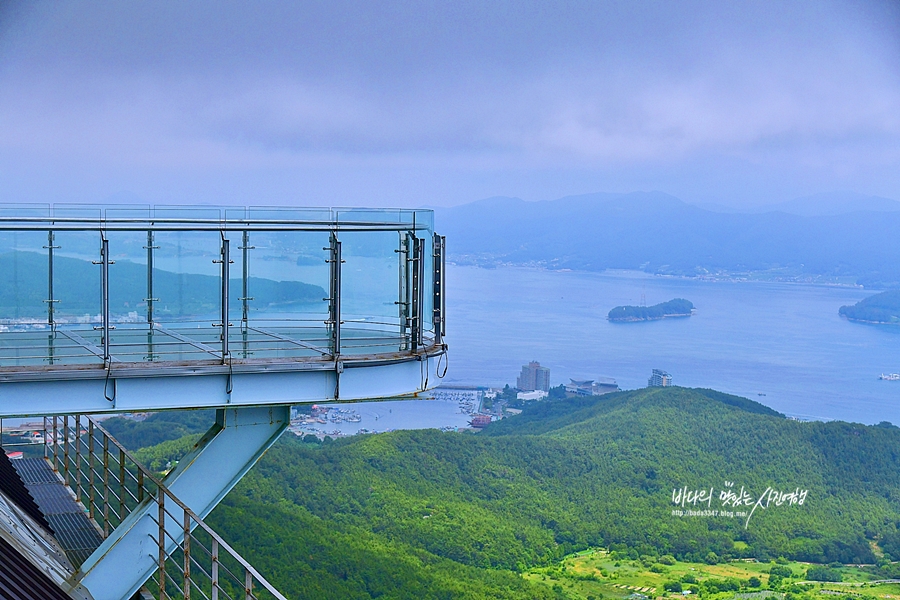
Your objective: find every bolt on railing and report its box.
[44,415,287,600]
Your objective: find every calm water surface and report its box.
[440,265,900,424]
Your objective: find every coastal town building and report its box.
[516,390,548,401]
[565,377,620,396]
[517,361,550,392]
[648,369,673,387]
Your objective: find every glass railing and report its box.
[0,206,445,370]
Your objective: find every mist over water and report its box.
[442,265,900,425]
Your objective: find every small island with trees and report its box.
[839,290,900,324]
[608,298,694,322]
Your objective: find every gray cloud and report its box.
[0,0,898,207]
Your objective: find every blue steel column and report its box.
[77,405,290,600]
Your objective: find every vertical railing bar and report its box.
[184,512,192,600]
[158,488,166,599]
[74,415,81,503]
[63,415,70,487]
[52,416,58,473]
[138,469,144,503]
[245,569,253,600]
[119,447,126,522]
[88,420,95,520]
[102,435,110,537]
[211,538,219,600]
[43,417,48,460]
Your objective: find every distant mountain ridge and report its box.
[437,191,900,287]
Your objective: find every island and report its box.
[608,298,694,322]
[839,290,900,324]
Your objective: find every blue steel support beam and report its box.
[0,354,445,418]
[76,405,289,600]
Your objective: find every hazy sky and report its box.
[0,0,898,208]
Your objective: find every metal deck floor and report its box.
[13,458,105,566]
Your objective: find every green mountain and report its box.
[839,290,900,324]
[175,387,900,599]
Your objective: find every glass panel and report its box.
[229,229,330,360]
[339,229,403,355]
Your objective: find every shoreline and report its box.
[608,312,693,322]
[447,261,869,289]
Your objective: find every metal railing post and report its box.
[63,415,70,486]
[411,237,424,350]
[102,435,110,537]
[432,233,445,345]
[43,230,59,332]
[184,511,192,599]
[52,417,58,473]
[74,415,81,503]
[144,230,159,326]
[239,230,254,327]
[88,420,95,520]
[101,238,111,363]
[211,538,219,600]
[158,488,166,597]
[119,447,126,522]
[215,236,231,362]
[326,232,342,359]
[397,233,411,350]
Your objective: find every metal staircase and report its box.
[2,416,288,599]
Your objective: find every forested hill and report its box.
[608,298,694,321]
[839,290,900,324]
[437,192,900,287]
[188,387,900,599]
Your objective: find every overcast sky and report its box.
[0,0,898,208]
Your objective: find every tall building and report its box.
[517,361,550,392]
[648,369,673,387]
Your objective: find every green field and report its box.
[525,550,900,600]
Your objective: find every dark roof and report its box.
[0,453,52,534]
[0,535,71,600]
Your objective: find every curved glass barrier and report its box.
[0,206,444,371]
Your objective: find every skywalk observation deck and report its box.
[0,205,446,417]
[0,205,446,599]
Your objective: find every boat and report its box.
[880,373,900,381]
[758,393,766,397]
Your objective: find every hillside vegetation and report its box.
[181,387,900,598]
[839,290,900,324]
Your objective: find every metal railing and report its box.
[44,415,287,600]
[0,205,446,374]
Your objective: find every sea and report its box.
[324,264,900,431]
